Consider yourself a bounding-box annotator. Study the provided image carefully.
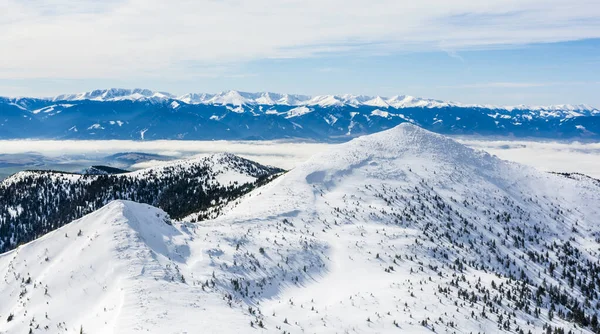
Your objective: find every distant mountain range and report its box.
[1,88,599,140]
[46,88,599,112]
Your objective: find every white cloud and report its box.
[458,138,600,178]
[453,82,553,88]
[2,139,600,178]
[442,81,600,89]
[0,139,333,170]
[1,0,599,79]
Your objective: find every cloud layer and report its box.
[0,139,331,170]
[2,0,599,79]
[458,138,600,178]
[1,138,600,178]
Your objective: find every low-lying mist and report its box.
[0,138,598,180]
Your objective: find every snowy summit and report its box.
[1,124,599,333]
[42,89,599,112]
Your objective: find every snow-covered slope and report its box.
[51,88,175,102]
[0,201,250,333]
[199,91,312,106]
[204,123,600,332]
[2,124,600,333]
[3,90,598,141]
[0,153,282,253]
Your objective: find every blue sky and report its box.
[1,0,599,106]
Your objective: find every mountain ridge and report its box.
[34,88,599,112]
[2,90,599,141]
[0,200,249,333]
[0,153,283,253]
[1,124,600,333]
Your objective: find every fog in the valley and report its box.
[0,138,599,179]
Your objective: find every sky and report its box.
[1,0,600,106]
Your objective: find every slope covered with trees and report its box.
[1,124,599,333]
[0,153,282,253]
[2,94,599,140]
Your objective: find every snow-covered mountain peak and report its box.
[44,88,599,113]
[210,124,600,333]
[306,94,344,107]
[363,95,390,108]
[2,125,600,333]
[176,92,215,104]
[254,92,276,105]
[0,200,194,333]
[3,90,599,141]
[51,88,175,102]
[350,122,491,160]
[86,200,174,240]
[276,93,311,105]
[386,94,412,104]
[289,123,491,174]
[207,90,251,106]
[220,123,499,222]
